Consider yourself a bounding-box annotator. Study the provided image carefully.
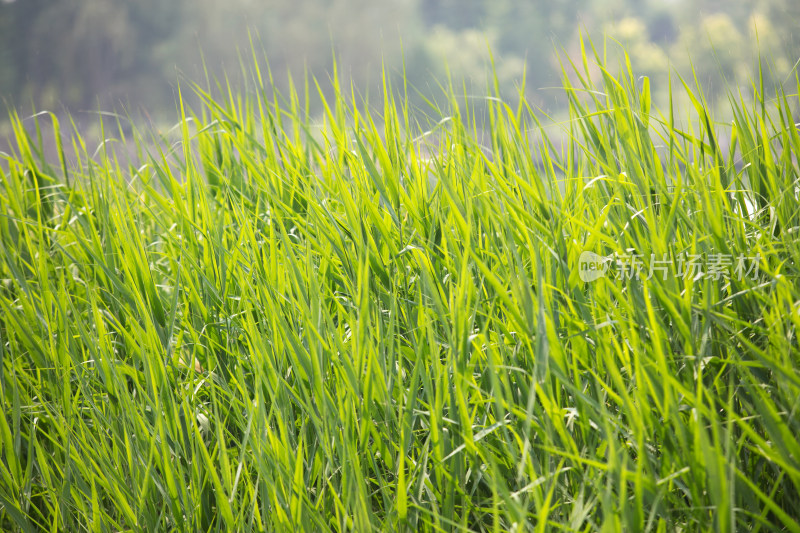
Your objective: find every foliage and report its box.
[0,39,799,532]
[2,0,798,123]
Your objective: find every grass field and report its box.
[1,43,799,531]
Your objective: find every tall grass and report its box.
[0,41,798,532]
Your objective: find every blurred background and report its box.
[0,0,798,141]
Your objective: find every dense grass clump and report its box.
[0,44,799,531]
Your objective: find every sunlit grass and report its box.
[0,41,798,532]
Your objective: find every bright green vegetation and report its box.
[0,43,799,531]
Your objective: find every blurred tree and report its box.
[608,17,670,82]
[32,0,138,107]
[759,0,800,60]
[0,4,15,102]
[0,0,50,108]
[484,0,594,104]
[671,12,749,101]
[647,9,677,45]
[0,0,181,113]
[422,25,494,83]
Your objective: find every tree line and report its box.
[1,0,798,123]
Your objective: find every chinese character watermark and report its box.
[579,251,761,283]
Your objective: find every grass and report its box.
[0,41,799,531]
